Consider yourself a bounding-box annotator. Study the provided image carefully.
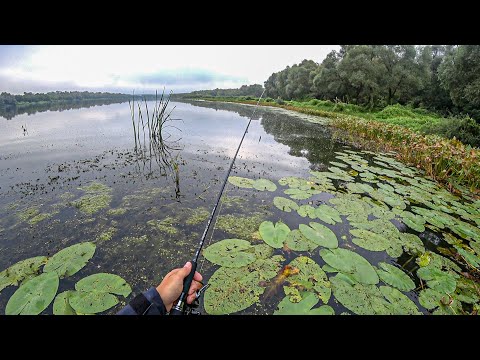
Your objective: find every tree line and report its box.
[264,45,480,121]
[179,84,264,99]
[0,91,148,110]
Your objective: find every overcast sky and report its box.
[0,45,339,94]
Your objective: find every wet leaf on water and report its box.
[299,222,338,249]
[69,291,119,314]
[330,275,390,315]
[454,277,480,304]
[53,290,77,315]
[253,178,277,192]
[5,272,59,315]
[274,293,334,315]
[283,256,331,304]
[379,286,422,315]
[203,239,256,267]
[329,161,348,169]
[469,241,480,256]
[322,264,339,273]
[399,233,425,256]
[204,255,285,315]
[253,244,274,259]
[75,273,132,297]
[320,248,379,285]
[418,288,461,314]
[350,229,390,252]
[43,242,96,278]
[376,262,415,292]
[273,197,299,212]
[378,183,395,192]
[259,221,290,249]
[417,267,457,294]
[285,230,318,251]
[297,205,317,219]
[346,182,374,194]
[278,176,309,188]
[315,205,342,225]
[450,219,480,242]
[228,176,255,189]
[454,245,480,269]
[0,256,48,293]
[399,211,426,233]
[284,188,317,200]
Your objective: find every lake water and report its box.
[1,100,479,315]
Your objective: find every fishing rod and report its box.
[170,89,266,315]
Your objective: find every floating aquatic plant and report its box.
[6,272,59,315]
[274,293,334,315]
[259,221,290,249]
[273,196,299,212]
[299,222,338,249]
[43,242,96,278]
[203,239,257,268]
[0,256,47,292]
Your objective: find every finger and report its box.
[176,261,192,279]
[193,271,203,282]
[188,280,203,295]
[186,292,197,304]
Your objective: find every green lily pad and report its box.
[329,161,348,169]
[450,220,480,241]
[253,178,277,192]
[274,293,334,315]
[379,286,421,315]
[278,176,308,188]
[330,275,390,315]
[75,273,132,297]
[203,239,256,267]
[315,205,342,225]
[418,288,460,314]
[346,183,374,194]
[273,197,299,212]
[297,205,317,219]
[284,188,317,200]
[228,176,255,188]
[399,211,426,233]
[399,233,425,256]
[283,256,331,304]
[43,242,96,278]
[378,183,395,192]
[69,291,119,314]
[350,229,390,252]
[322,264,339,273]
[0,256,48,293]
[376,262,415,291]
[320,248,379,285]
[5,271,59,315]
[454,276,480,304]
[299,222,338,249]
[417,267,457,294]
[254,244,274,259]
[53,290,77,315]
[259,221,290,249]
[204,255,284,314]
[285,230,318,251]
[454,245,480,269]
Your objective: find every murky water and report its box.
[1,100,479,315]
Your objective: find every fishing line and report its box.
[170,89,266,314]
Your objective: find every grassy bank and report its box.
[187,96,480,197]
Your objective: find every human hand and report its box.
[156,262,203,312]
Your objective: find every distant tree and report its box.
[439,45,480,120]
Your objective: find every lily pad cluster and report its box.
[204,150,480,315]
[0,242,130,315]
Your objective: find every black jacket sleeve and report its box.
[117,287,167,315]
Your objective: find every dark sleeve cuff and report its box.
[117,287,167,315]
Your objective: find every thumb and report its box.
[177,261,192,278]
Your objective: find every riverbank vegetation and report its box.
[177,46,480,196]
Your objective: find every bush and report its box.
[264,97,274,103]
[424,116,480,148]
[275,97,285,105]
[308,99,320,106]
[376,104,417,119]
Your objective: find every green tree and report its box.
[439,45,480,120]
